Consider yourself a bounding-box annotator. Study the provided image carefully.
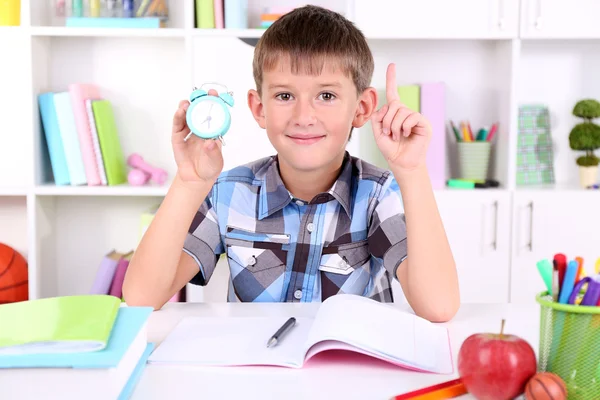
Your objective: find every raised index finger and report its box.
[385,63,399,104]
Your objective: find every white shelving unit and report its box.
[2,0,599,305]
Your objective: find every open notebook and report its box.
[148,294,454,374]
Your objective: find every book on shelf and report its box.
[148,293,454,374]
[90,203,184,303]
[0,295,154,400]
[37,84,127,187]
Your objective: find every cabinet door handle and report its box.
[528,201,534,251]
[535,0,543,30]
[497,0,505,30]
[492,200,499,250]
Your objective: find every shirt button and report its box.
[295,200,304,206]
[294,289,302,300]
[247,256,256,266]
[306,222,314,233]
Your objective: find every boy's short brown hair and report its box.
[252,5,374,96]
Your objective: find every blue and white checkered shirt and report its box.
[183,152,408,303]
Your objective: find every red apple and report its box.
[457,319,537,400]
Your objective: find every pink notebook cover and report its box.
[68,83,103,186]
[213,0,224,28]
[420,82,446,189]
[109,257,130,298]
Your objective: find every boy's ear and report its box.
[352,87,378,128]
[247,89,266,129]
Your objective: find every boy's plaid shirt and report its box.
[183,152,408,303]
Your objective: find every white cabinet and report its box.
[352,0,519,39]
[435,190,512,303]
[520,0,600,38]
[510,190,600,303]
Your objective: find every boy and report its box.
[123,5,459,322]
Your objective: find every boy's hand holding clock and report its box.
[171,86,234,185]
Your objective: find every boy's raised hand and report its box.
[171,90,224,184]
[371,63,432,172]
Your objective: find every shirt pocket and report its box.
[224,226,290,302]
[319,240,370,300]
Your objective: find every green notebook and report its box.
[92,100,127,186]
[0,295,120,355]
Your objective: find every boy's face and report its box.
[248,57,376,174]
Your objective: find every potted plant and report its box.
[568,99,600,187]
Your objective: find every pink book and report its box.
[213,0,224,28]
[108,251,133,298]
[68,83,103,186]
[420,82,446,189]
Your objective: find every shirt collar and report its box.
[258,152,354,220]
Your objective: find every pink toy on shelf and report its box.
[127,153,168,185]
[128,168,151,186]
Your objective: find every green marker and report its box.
[536,259,554,295]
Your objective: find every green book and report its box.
[0,295,121,355]
[397,84,421,112]
[91,100,127,186]
[195,0,215,28]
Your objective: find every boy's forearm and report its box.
[392,165,459,322]
[123,174,212,308]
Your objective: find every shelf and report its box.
[30,26,185,38]
[34,184,169,196]
[0,187,29,196]
[192,28,264,38]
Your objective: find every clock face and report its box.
[190,98,227,135]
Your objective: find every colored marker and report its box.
[558,260,578,304]
[536,259,554,295]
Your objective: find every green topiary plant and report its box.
[569,99,600,167]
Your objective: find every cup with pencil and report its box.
[450,120,498,181]
[535,254,600,400]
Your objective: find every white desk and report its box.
[132,302,540,400]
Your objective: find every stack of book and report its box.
[89,203,185,302]
[38,83,127,187]
[0,295,153,399]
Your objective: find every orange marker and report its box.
[575,256,585,281]
[391,378,467,400]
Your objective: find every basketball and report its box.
[524,372,567,400]
[0,243,28,304]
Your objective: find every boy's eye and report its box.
[319,92,336,101]
[275,93,293,101]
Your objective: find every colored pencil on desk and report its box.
[391,378,467,400]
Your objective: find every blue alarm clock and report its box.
[185,83,234,142]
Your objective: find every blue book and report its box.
[66,17,163,28]
[53,92,88,186]
[0,306,152,368]
[38,92,71,186]
[0,307,153,399]
[118,342,154,400]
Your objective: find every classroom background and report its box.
[1,0,599,307]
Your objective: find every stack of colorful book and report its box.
[38,84,127,187]
[89,203,185,303]
[0,295,153,399]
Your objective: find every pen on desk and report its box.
[267,317,296,348]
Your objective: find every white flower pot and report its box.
[579,165,598,188]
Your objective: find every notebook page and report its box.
[147,316,313,368]
[304,295,452,373]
